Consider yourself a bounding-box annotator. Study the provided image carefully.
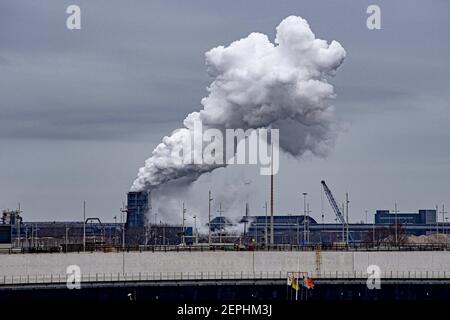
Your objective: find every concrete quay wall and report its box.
[1,251,449,277]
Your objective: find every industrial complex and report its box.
[1,154,449,303]
[1,180,448,253]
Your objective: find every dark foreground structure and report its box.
[2,278,450,301]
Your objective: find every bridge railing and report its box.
[1,270,450,286]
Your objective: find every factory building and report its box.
[7,221,123,251]
[124,191,193,245]
[244,215,316,244]
[375,209,436,225]
[148,224,193,245]
[126,191,149,228]
[0,224,11,250]
[2,220,195,251]
[211,208,446,245]
[124,191,150,245]
[0,191,193,251]
[2,192,447,250]
[209,216,234,232]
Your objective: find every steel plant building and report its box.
[206,209,448,245]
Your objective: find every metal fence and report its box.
[138,243,450,252]
[3,242,450,254]
[2,270,450,286]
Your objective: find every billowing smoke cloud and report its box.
[131,16,345,192]
[151,171,253,229]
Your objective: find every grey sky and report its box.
[0,0,449,224]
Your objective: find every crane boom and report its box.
[321,180,353,242]
[321,180,345,223]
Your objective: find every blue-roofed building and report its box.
[246,215,317,244]
[375,209,436,225]
[209,208,445,245]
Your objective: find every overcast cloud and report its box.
[0,0,449,224]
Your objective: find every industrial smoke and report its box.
[131,16,346,192]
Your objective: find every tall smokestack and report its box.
[270,143,274,245]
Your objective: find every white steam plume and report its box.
[131,16,345,192]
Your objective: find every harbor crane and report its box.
[321,180,354,242]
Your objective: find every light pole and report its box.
[270,143,274,246]
[17,203,22,249]
[373,212,376,246]
[83,200,86,252]
[182,202,186,246]
[208,190,213,245]
[35,223,38,248]
[302,193,307,245]
[441,205,447,235]
[154,211,158,245]
[193,215,197,244]
[31,224,34,248]
[113,216,117,245]
[120,203,128,274]
[341,203,345,243]
[244,180,251,240]
[65,224,69,253]
[255,218,258,245]
[120,205,127,251]
[307,203,311,243]
[217,202,225,244]
[264,202,268,246]
[345,193,349,245]
[393,203,398,246]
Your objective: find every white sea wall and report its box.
[1,251,450,277]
